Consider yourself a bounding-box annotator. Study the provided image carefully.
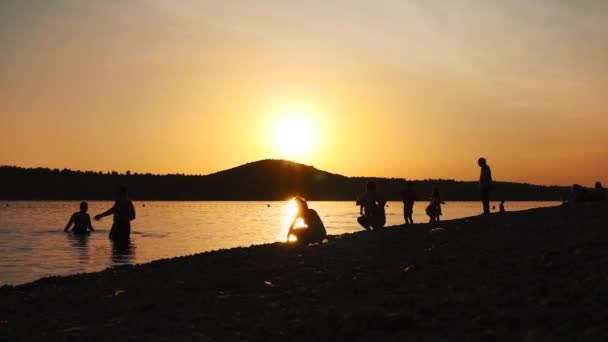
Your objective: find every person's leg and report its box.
[482,190,490,214]
[112,223,131,242]
[292,229,310,244]
[357,216,371,231]
[378,217,386,229]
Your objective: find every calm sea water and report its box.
[0,200,557,285]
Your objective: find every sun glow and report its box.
[278,198,307,242]
[270,108,319,160]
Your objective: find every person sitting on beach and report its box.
[400,180,416,225]
[64,201,94,233]
[591,182,606,201]
[95,186,136,242]
[356,180,386,230]
[426,188,445,223]
[499,200,506,213]
[286,197,327,244]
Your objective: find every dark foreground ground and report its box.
[2,202,608,341]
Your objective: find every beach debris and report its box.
[401,264,415,279]
[403,264,415,273]
[430,227,446,234]
[322,238,329,244]
[62,326,84,333]
[114,289,127,297]
[216,290,232,300]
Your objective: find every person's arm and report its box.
[87,215,94,231]
[356,193,367,215]
[64,214,75,232]
[286,215,299,240]
[94,206,114,220]
[128,201,136,221]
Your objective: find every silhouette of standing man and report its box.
[478,157,492,215]
[95,186,136,242]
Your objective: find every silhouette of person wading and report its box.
[478,157,493,215]
[64,201,94,233]
[356,180,386,230]
[95,186,136,242]
[286,197,327,244]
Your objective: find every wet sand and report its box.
[2,202,607,341]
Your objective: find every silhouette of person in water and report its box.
[478,157,493,215]
[400,181,416,225]
[426,187,445,223]
[64,201,94,233]
[286,197,327,244]
[499,200,506,213]
[356,180,386,230]
[95,186,136,242]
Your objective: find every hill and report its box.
[0,159,568,201]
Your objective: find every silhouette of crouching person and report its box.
[95,186,136,242]
[286,197,327,245]
[356,181,386,230]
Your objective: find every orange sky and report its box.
[1,1,607,186]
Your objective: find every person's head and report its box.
[366,180,376,192]
[293,196,308,212]
[79,201,88,212]
[117,185,128,199]
[596,182,603,189]
[432,187,439,196]
[500,200,505,204]
[478,157,487,167]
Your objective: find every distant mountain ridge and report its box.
[0,159,568,201]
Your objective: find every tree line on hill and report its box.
[0,160,569,201]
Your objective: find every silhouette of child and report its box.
[64,201,94,233]
[426,188,444,223]
[400,181,416,225]
[287,197,327,244]
[499,200,505,213]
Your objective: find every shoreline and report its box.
[2,202,607,340]
[2,202,560,287]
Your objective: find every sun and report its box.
[271,109,318,159]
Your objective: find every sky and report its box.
[1,0,607,186]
